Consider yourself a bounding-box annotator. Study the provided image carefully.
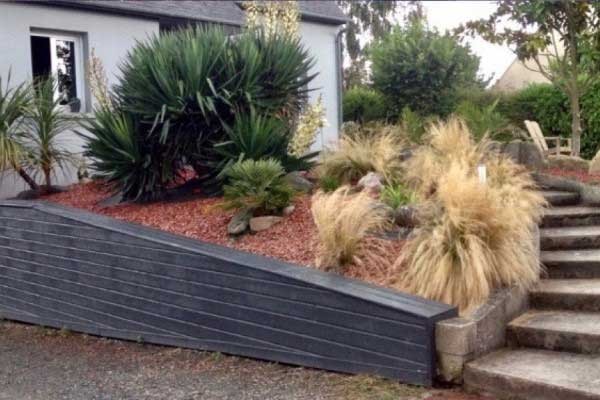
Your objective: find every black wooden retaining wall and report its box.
[0,200,457,386]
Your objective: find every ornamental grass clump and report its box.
[311,187,389,270]
[396,118,546,313]
[317,127,406,184]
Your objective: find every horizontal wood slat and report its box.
[0,200,457,385]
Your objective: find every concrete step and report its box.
[542,249,600,279]
[508,309,600,354]
[540,226,600,250]
[542,206,600,228]
[542,190,580,207]
[464,348,600,400]
[530,279,600,311]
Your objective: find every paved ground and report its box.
[0,320,493,400]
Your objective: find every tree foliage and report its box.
[460,0,600,156]
[336,0,406,87]
[370,15,484,117]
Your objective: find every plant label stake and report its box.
[478,164,487,184]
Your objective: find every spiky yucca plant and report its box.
[396,118,546,313]
[79,107,167,201]
[83,26,315,202]
[311,186,390,270]
[222,158,295,213]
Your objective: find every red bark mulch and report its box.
[544,167,600,184]
[41,182,404,287]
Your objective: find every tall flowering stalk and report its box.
[244,1,300,38]
[87,48,112,110]
[288,95,327,157]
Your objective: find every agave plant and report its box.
[0,73,37,190]
[24,77,76,189]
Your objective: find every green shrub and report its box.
[222,158,295,213]
[399,107,428,144]
[342,86,387,123]
[455,100,516,142]
[499,83,570,140]
[318,175,341,192]
[370,16,483,118]
[84,26,315,201]
[499,82,600,159]
[580,79,600,159]
[380,183,415,209]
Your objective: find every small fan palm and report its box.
[0,73,37,190]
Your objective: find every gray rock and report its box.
[282,205,295,216]
[394,205,418,228]
[534,172,600,206]
[227,209,253,235]
[98,192,124,208]
[249,216,283,232]
[356,172,383,195]
[498,141,545,170]
[399,148,413,161]
[284,171,313,192]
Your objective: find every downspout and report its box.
[335,26,346,135]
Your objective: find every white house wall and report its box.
[299,21,341,152]
[0,4,342,199]
[0,2,159,199]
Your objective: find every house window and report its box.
[30,31,85,112]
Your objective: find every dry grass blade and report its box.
[311,186,389,271]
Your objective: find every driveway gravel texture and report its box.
[0,320,493,400]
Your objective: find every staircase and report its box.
[464,190,600,400]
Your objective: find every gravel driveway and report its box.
[0,320,492,400]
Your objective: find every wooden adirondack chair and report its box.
[524,120,572,156]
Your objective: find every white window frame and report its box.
[30,30,86,113]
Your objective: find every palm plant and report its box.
[222,158,295,213]
[0,74,37,190]
[25,77,76,189]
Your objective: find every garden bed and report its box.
[40,181,405,287]
[544,167,600,185]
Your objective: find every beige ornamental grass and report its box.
[397,117,546,313]
[317,128,406,184]
[311,186,389,271]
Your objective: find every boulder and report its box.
[284,171,313,192]
[250,216,283,232]
[227,208,253,235]
[497,141,545,170]
[547,154,589,172]
[282,205,295,216]
[394,205,418,228]
[356,172,383,195]
[590,150,600,174]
